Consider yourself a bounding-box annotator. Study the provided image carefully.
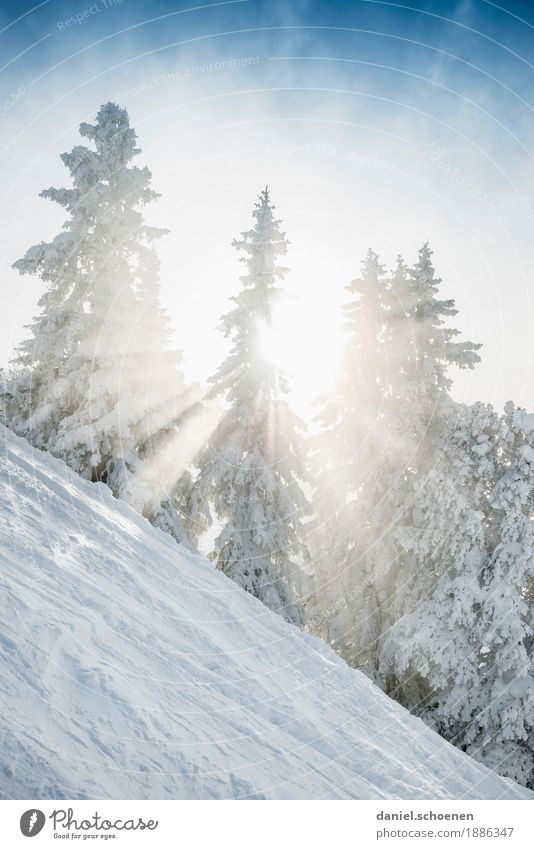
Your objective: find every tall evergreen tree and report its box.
[191,188,309,623]
[470,403,534,787]
[309,245,481,677]
[315,248,389,504]
[407,242,481,433]
[6,102,193,544]
[380,401,534,788]
[379,401,498,707]
[311,242,533,789]
[377,246,482,628]
[309,249,391,669]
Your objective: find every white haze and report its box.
[1,10,533,416]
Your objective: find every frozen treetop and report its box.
[79,101,140,161]
[232,185,289,286]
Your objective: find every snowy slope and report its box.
[0,428,531,800]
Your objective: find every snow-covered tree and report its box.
[370,245,482,624]
[308,249,391,669]
[309,244,482,679]
[6,102,193,544]
[317,243,534,790]
[468,403,534,786]
[380,401,534,788]
[191,188,309,624]
[379,401,499,706]
[0,367,7,425]
[406,242,481,434]
[314,248,389,512]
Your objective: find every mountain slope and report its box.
[0,427,530,800]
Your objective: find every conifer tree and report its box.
[192,188,309,623]
[309,249,391,668]
[6,102,193,544]
[408,242,481,433]
[469,403,534,787]
[377,246,482,621]
[380,402,534,788]
[309,245,481,676]
[379,401,498,704]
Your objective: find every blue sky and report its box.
[2,0,534,412]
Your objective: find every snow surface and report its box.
[0,427,531,800]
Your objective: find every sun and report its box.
[258,293,344,416]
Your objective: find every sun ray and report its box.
[258,293,345,416]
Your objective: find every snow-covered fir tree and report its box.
[308,249,391,670]
[314,248,389,510]
[6,102,194,544]
[407,242,481,431]
[191,188,309,624]
[380,401,534,788]
[379,401,499,710]
[317,244,534,790]
[371,246,482,629]
[309,244,482,680]
[469,403,534,787]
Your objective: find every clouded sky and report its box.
[2,0,534,412]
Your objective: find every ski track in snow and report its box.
[0,427,531,800]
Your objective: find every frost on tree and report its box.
[6,102,194,545]
[471,404,534,788]
[192,188,309,624]
[378,401,499,706]
[371,245,483,625]
[380,402,534,788]
[309,248,391,672]
[309,244,482,681]
[311,240,534,789]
